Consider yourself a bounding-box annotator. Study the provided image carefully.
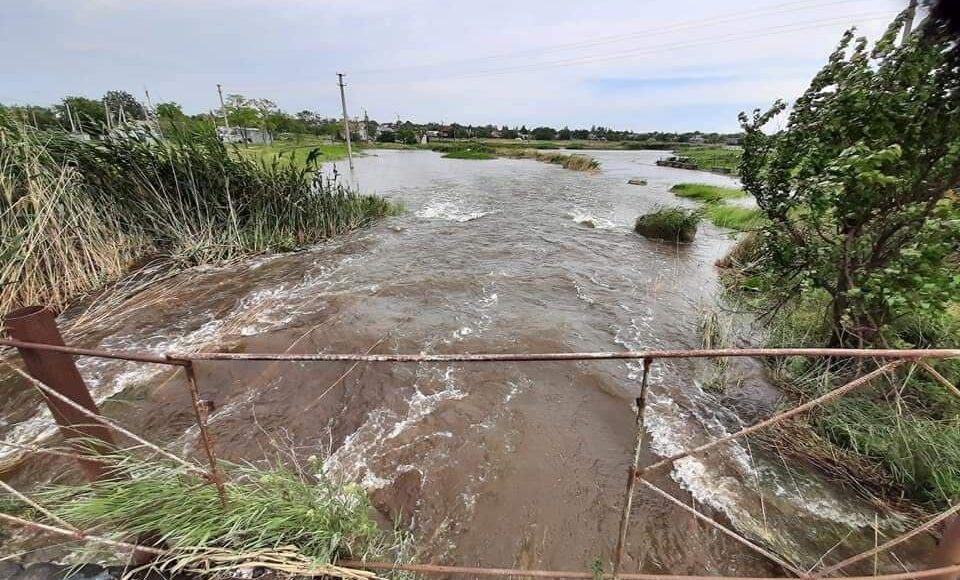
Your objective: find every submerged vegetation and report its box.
[634,207,699,243]
[442,148,496,160]
[674,145,742,174]
[498,148,600,171]
[0,116,399,315]
[722,11,960,507]
[671,183,763,232]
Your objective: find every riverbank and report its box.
[0,118,398,317]
[718,237,960,509]
[374,141,600,171]
[657,145,742,175]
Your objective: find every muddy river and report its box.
[0,149,927,576]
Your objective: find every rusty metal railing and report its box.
[1,306,959,579]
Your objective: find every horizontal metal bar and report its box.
[0,338,188,366]
[338,559,960,580]
[172,347,960,363]
[4,337,958,365]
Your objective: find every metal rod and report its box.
[916,360,960,400]
[3,337,958,365]
[5,509,960,580]
[820,501,960,576]
[2,307,115,480]
[183,362,228,508]
[170,348,960,363]
[640,480,806,577]
[2,361,211,479]
[0,337,188,366]
[637,362,901,478]
[614,357,652,578]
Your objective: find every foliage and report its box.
[670,183,745,203]
[530,126,557,140]
[498,148,600,171]
[738,13,960,346]
[102,90,145,121]
[0,115,399,314]
[634,207,700,243]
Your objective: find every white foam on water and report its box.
[565,211,617,230]
[0,247,366,463]
[417,201,490,222]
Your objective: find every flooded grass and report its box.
[442,149,496,160]
[241,137,355,168]
[704,205,765,232]
[0,116,399,315]
[671,183,746,203]
[674,145,742,174]
[498,148,600,171]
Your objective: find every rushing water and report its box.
[0,150,929,575]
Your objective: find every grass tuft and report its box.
[703,204,765,232]
[442,149,496,160]
[634,207,700,243]
[25,451,415,576]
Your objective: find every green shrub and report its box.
[703,205,765,232]
[634,207,700,243]
[442,149,495,160]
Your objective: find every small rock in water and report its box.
[580,219,596,228]
[627,178,648,185]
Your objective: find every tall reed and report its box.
[0,116,399,315]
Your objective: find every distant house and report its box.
[490,130,501,138]
[438,126,452,138]
[217,126,273,145]
[376,123,396,140]
[689,134,706,144]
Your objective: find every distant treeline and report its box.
[2,90,742,144]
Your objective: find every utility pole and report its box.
[216,83,230,131]
[337,73,355,171]
[901,0,918,45]
[65,102,77,133]
[104,101,113,132]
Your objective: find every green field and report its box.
[673,145,742,174]
[241,137,356,167]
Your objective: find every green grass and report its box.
[634,207,700,243]
[674,145,742,174]
[442,149,496,160]
[671,183,746,203]
[703,204,765,232]
[23,452,415,577]
[0,116,399,315]
[242,138,355,168]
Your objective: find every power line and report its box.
[351,0,881,76]
[352,12,896,87]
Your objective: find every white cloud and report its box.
[0,0,908,130]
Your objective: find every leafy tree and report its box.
[56,96,106,134]
[501,127,518,139]
[571,129,589,140]
[531,126,557,140]
[739,13,960,347]
[558,126,571,140]
[103,90,145,121]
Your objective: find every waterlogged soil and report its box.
[0,150,933,576]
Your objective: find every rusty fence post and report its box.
[613,357,653,579]
[182,361,228,508]
[2,306,114,481]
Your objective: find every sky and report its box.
[0,0,910,132]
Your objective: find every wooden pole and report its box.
[337,72,355,171]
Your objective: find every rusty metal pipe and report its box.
[171,347,960,363]
[2,307,115,480]
[613,357,652,578]
[0,337,188,366]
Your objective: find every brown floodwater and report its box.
[0,150,931,576]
